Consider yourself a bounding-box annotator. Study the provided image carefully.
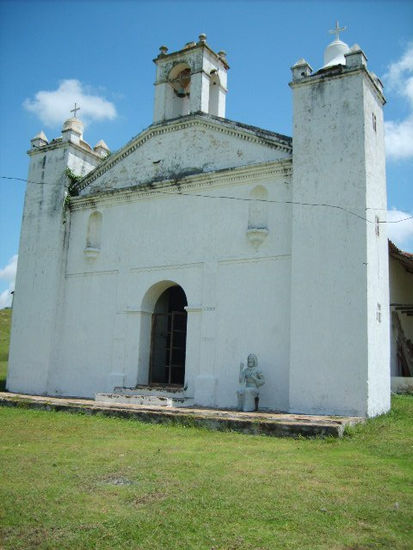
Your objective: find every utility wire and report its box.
[155,188,413,225]
[1,175,412,225]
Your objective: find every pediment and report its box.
[76,114,292,195]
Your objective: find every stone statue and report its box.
[237,353,265,412]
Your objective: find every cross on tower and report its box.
[70,103,80,118]
[329,20,347,41]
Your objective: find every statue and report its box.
[237,353,265,412]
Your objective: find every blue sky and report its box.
[0,0,412,307]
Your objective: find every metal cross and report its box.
[70,103,80,118]
[329,20,347,41]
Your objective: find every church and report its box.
[7,31,411,417]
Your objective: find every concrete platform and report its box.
[0,392,364,438]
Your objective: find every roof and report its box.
[204,113,292,145]
[389,240,413,274]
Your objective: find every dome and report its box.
[323,39,350,68]
[62,116,84,136]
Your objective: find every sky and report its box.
[0,0,412,307]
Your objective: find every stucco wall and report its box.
[289,68,389,417]
[7,142,100,395]
[363,77,390,416]
[44,162,293,410]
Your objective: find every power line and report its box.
[155,188,413,225]
[1,175,412,225]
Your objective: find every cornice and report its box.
[75,116,292,193]
[27,139,101,160]
[289,65,386,105]
[69,159,292,211]
[153,42,230,70]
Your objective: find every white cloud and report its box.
[384,117,413,160]
[383,43,413,161]
[23,79,117,128]
[384,44,413,98]
[387,209,413,250]
[0,255,18,309]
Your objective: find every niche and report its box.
[246,185,269,249]
[84,211,102,258]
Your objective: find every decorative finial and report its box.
[328,20,347,42]
[70,102,80,118]
[218,50,227,59]
[198,33,207,44]
[159,45,168,56]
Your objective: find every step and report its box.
[95,391,194,408]
[114,385,188,398]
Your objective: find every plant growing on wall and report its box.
[65,168,81,197]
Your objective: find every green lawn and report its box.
[0,309,412,549]
[0,399,412,549]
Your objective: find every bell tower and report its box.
[289,24,390,417]
[7,111,107,395]
[153,33,229,123]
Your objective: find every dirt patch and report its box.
[101,475,136,486]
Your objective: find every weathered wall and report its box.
[7,143,100,395]
[363,76,391,416]
[46,161,292,410]
[289,65,389,417]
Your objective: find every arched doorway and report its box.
[149,285,188,386]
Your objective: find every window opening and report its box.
[208,70,220,116]
[168,63,191,118]
[170,68,191,98]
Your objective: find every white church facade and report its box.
[7,32,404,417]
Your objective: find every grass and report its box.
[0,311,412,549]
[0,399,412,549]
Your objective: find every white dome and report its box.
[323,39,350,68]
[62,116,84,136]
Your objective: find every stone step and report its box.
[114,385,188,398]
[95,392,194,408]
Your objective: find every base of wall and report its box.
[391,377,413,394]
[96,389,194,408]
